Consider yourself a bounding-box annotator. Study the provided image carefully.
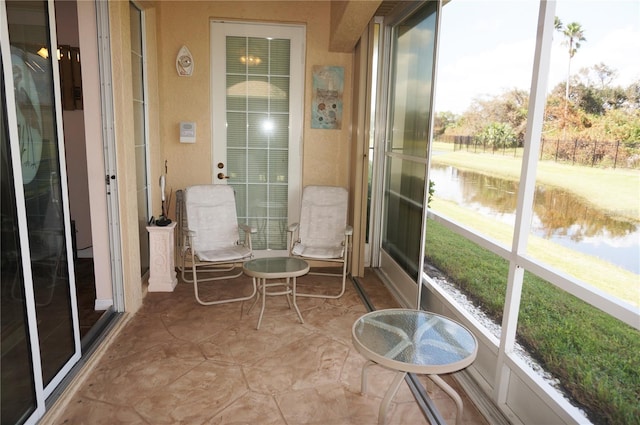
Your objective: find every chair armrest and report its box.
[345,225,353,236]
[288,222,299,232]
[239,223,257,234]
[238,223,255,250]
[182,228,196,256]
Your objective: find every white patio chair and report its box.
[175,188,188,273]
[181,184,257,305]
[287,185,352,299]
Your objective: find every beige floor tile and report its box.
[54,268,489,425]
[136,362,248,424]
[208,391,286,425]
[276,384,352,424]
[53,397,148,425]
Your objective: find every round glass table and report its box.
[352,308,478,425]
[243,257,309,329]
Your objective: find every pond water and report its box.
[429,164,640,274]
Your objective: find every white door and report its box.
[211,21,305,256]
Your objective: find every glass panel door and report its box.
[130,2,150,275]
[226,35,290,250]
[379,3,439,303]
[211,22,305,255]
[1,61,39,425]
[2,1,80,418]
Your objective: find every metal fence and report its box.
[438,135,640,169]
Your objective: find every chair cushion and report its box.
[298,186,348,250]
[291,242,344,259]
[196,245,252,262]
[185,185,241,253]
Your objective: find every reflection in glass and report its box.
[383,157,425,280]
[430,164,639,274]
[387,5,436,158]
[130,2,149,275]
[6,0,75,389]
[1,59,38,425]
[381,2,438,280]
[366,22,380,245]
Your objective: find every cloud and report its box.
[551,25,640,86]
[435,37,536,114]
[434,2,640,114]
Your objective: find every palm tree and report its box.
[554,16,563,32]
[561,22,587,103]
[555,19,586,138]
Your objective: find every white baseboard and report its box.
[94,298,113,311]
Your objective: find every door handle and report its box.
[217,172,230,180]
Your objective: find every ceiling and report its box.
[329,0,404,52]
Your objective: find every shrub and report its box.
[475,122,518,150]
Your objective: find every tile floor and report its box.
[46,268,489,425]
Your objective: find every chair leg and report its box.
[293,236,350,299]
[192,264,257,306]
[181,256,192,283]
[184,257,244,284]
[296,266,347,299]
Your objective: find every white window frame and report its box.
[371,1,639,423]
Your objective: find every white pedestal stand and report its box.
[146,221,177,292]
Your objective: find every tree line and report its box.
[435,66,639,149]
[435,18,640,157]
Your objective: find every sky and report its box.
[434,0,640,114]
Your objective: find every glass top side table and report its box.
[243,257,309,329]
[352,308,478,425]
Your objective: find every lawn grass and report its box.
[431,198,640,306]
[425,218,640,425]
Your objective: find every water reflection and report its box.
[430,164,639,273]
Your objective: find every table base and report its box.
[247,276,304,329]
[360,360,465,425]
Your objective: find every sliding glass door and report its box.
[1,1,80,423]
[1,70,40,425]
[379,2,439,307]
